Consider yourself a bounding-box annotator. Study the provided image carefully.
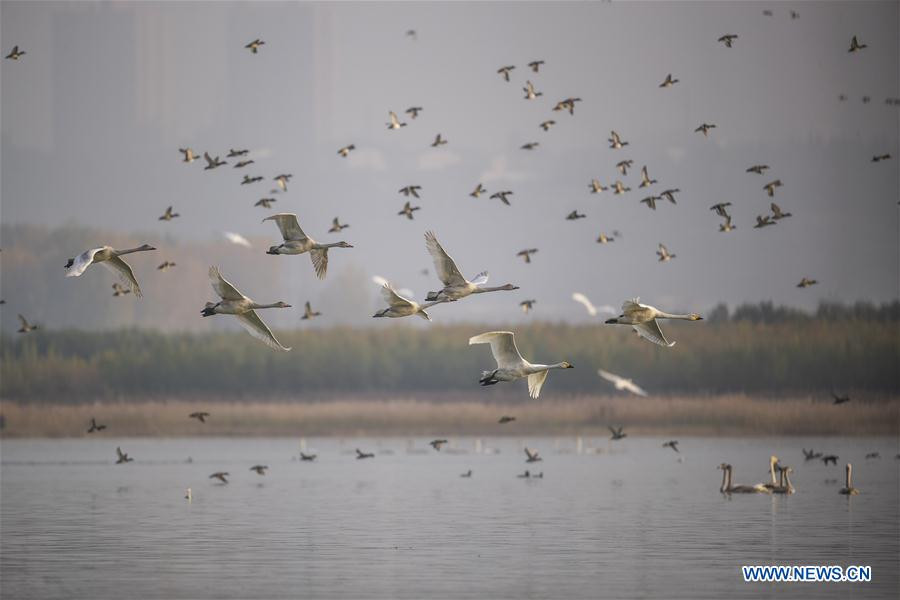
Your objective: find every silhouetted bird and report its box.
[209,471,229,483]
[516,248,538,263]
[5,45,25,60]
[300,453,317,461]
[227,149,249,157]
[430,439,448,451]
[497,65,516,81]
[609,426,627,440]
[17,314,38,333]
[566,210,586,220]
[822,455,838,466]
[88,418,107,433]
[832,393,850,405]
[301,301,321,320]
[498,416,516,424]
[520,300,536,314]
[405,107,423,119]
[490,190,513,205]
[250,465,268,475]
[470,183,486,198]
[398,201,420,220]
[848,35,867,53]
[337,144,355,157]
[356,449,374,460]
[525,448,542,463]
[718,34,738,48]
[116,447,134,464]
[796,277,817,288]
[527,60,544,72]
[399,185,422,198]
[329,217,349,233]
[159,206,179,221]
[189,412,210,423]
[659,73,679,88]
[663,440,679,453]
[245,39,265,54]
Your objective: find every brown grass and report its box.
[1,394,897,437]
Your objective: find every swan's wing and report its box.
[372,275,390,287]
[17,314,29,329]
[208,266,246,301]
[66,247,104,277]
[263,213,308,242]
[527,370,550,399]
[236,310,291,351]
[632,320,675,347]
[380,284,414,309]
[469,271,489,286]
[468,331,526,369]
[310,249,328,279]
[424,231,467,286]
[572,292,597,316]
[101,256,143,298]
[622,298,642,314]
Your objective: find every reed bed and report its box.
[1,394,897,437]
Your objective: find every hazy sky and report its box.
[1,1,898,329]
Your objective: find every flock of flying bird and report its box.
[4,15,893,494]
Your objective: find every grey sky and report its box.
[1,1,898,331]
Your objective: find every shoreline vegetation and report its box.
[1,395,897,438]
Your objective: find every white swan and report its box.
[373,284,437,321]
[65,244,156,297]
[202,266,291,351]
[424,231,518,302]
[263,213,353,279]
[371,276,414,300]
[469,331,573,399]
[605,298,703,347]
[839,463,860,495]
[223,231,252,248]
[571,292,616,317]
[719,464,771,494]
[597,369,648,396]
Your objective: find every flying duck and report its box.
[159,206,180,221]
[656,243,676,261]
[490,190,513,205]
[337,144,355,157]
[398,201,420,220]
[245,39,265,53]
[516,248,538,263]
[329,217,349,233]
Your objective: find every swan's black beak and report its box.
[604,318,617,324]
[566,364,575,369]
[64,259,74,268]
[266,248,278,255]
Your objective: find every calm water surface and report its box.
[1,436,898,599]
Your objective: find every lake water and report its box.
[1,436,898,599]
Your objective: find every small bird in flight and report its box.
[250,465,269,475]
[872,153,892,162]
[356,449,374,460]
[639,166,657,188]
[17,314,38,333]
[848,35,867,53]
[157,261,176,271]
[763,180,783,197]
[659,73,679,88]
[523,80,542,100]
[525,448,542,463]
[242,175,263,185]
[209,472,229,483]
[255,198,276,209]
[521,142,539,150]
[596,232,616,244]
[528,60,545,72]
[300,452,317,461]
[190,412,210,423]
[520,300,536,314]
[329,217,349,233]
[386,111,407,129]
[337,144,355,157]
[273,174,292,191]
[719,215,737,232]
[245,39,265,54]
[746,164,769,174]
[430,439,448,451]
[718,34,738,48]
[566,210,586,220]
[203,153,226,170]
[227,149,249,157]
[301,301,321,320]
[832,392,850,405]
[88,418,107,433]
[470,183,486,198]
[431,133,448,147]
[710,202,732,218]
[754,215,777,228]
[498,415,516,424]
[179,148,199,163]
[490,190,513,205]
[5,46,25,60]
[516,248,538,263]
[656,243,676,262]
[659,189,679,204]
[663,440,679,453]
[159,206,179,221]
[770,203,792,220]
[616,160,633,175]
[641,196,660,210]
[112,283,131,296]
[116,447,134,464]
[589,179,607,194]
[234,159,255,168]
[399,185,422,198]
[497,65,516,81]
[608,131,629,149]
[695,123,716,137]
[398,201,420,220]
[612,181,631,195]
[609,426,627,440]
[796,277,818,288]
[539,120,556,131]
[405,106,423,119]
[552,98,582,115]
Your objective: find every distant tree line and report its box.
[2,301,898,402]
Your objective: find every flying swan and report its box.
[65,244,156,297]
[263,213,353,279]
[605,298,702,347]
[597,369,648,396]
[202,266,292,351]
[424,231,518,302]
[469,331,573,399]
